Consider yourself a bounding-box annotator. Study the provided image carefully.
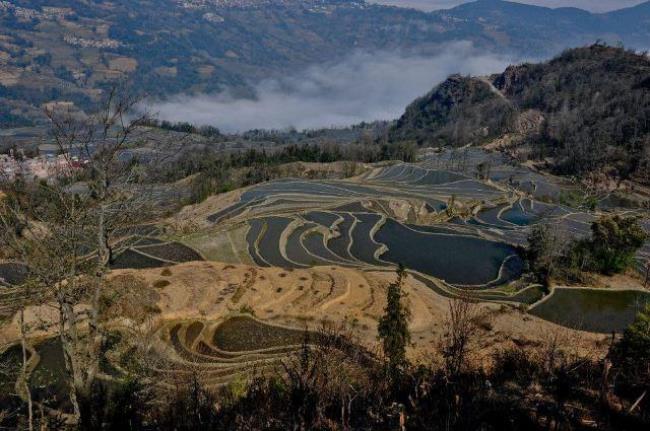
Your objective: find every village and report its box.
[0,151,81,181]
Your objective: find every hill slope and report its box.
[2,0,650,126]
[389,45,650,182]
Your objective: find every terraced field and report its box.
[162,148,649,333]
[0,262,32,321]
[1,149,649,406]
[150,316,316,388]
[0,311,367,401]
[110,237,205,270]
[4,150,649,321]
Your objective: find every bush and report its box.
[492,346,539,388]
[609,305,650,401]
[78,378,150,431]
[153,279,170,289]
[588,216,647,274]
[527,216,647,282]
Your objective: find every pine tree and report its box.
[609,304,650,419]
[378,264,411,388]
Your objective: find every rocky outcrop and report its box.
[389,75,516,146]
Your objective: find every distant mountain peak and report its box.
[390,45,650,181]
[1,0,650,129]
[176,0,365,10]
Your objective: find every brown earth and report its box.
[0,262,609,366]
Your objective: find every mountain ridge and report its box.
[1,0,650,127]
[389,45,650,183]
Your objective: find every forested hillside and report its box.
[390,45,650,182]
[2,0,650,126]
[388,74,516,146]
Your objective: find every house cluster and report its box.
[0,2,73,21]
[0,152,82,181]
[179,0,364,10]
[63,35,122,49]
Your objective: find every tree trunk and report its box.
[85,203,109,394]
[20,308,34,431]
[58,300,81,422]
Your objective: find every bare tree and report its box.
[440,297,479,378]
[0,84,167,423]
[1,182,96,419]
[19,300,34,431]
[47,85,163,410]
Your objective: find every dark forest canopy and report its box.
[389,45,650,181]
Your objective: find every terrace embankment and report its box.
[3,150,646,394]
[1,262,609,368]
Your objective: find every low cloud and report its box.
[149,42,513,132]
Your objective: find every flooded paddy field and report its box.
[327,213,357,262]
[109,239,205,270]
[375,219,521,286]
[530,288,650,333]
[175,148,650,332]
[255,217,298,268]
[350,213,384,265]
[302,230,351,265]
[0,262,29,287]
[285,222,322,266]
[5,148,646,353]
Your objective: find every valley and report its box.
[2,145,648,415]
[1,2,650,427]
[2,0,650,127]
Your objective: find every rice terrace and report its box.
[2,140,650,427]
[1,5,650,425]
[178,148,650,327]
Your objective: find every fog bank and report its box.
[150,42,513,133]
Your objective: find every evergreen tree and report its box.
[378,264,411,388]
[609,305,650,420]
[526,224,563,285]
[589,216,647,274]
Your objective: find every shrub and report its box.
[153,279,171,289]
[526,224,568,285]
[239,304,255,315]
[609,304,650,416]
[527,216,647,282]
[492,346,540,388]
[588,216,647,274]
[559,190,598,211]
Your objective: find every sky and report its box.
[150,42,512,132]
[367,0,646,13]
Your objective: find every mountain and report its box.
[1,0,650,127]
[388,72,518,146]
[389,45,650,183]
